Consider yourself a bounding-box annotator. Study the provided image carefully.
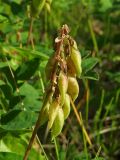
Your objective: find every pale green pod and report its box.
[58,71,68,106]
[63,94,71,119]
[70,48,82,78]
[51,107,64,138]
[48,100,59,129]
[73,40,78,49]
[67,76,79,101]
[39,102,50,126]
[45,2,51,12]
[67,56,76,77]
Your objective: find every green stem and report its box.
[27,17,34,49]
[36,135,49,160]
[80,113,88,160]
[85,82,89,124]
[83,79,90,123]
[88,18,99,55]
[23,109,45,160]
[53,137,60,160]
[38,71,45,93]
[115,89,120,104]
[94,89,105,143]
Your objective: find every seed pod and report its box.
[63,94,70,119]
[67,76,79,101]
[51,107,64,138]
[58,71,68,106]
[39,102,50,126]
[72,40,78,50]
[45,2,51,12]
[67,56,76,77]
[70,40,82,77]
[48,99,59,129]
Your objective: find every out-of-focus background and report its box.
[0,0,120,160]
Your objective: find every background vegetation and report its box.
[0,0,120,160]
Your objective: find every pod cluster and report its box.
[40,25,82,138]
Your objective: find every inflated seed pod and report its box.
[67,56,76,77]
[58,71,68,106]
[48,99,59,129]
[45,2,51,12]
[72,40,78,49]
[51,107,64,138]
[70,40,82,77]
[67,76,79,101]
[63,94,70,119]
[39,102,50,126]
[39,90,54,126]
[45,0,53,13]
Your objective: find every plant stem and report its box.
[85,80,90,123]
[23,110,44,160]
[35,134,49,160]
[91,126,120,138]
[38,71,45,93]
[94,89,105,131]
[88,18,99,55]
[70,97,92,147]
[27,17,35,49]
[53,137,60,160]
[95,146,101,159]
[80,113,88,160]
[4,57,24,108]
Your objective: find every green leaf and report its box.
[1,134,46,160]
[0,151,46,160]
[0,62,8,68]
[11,2,22,15]
[92,157,105,160]
[1,110,37,131]
[81,71,99,81]
[106,71,120,83]
[1,67,17,90]
[0,152,23,160]
[9,96,24,109]
[12,46,49,60]
[0,84,13,99]
[82,57,99,74]
[19,82,39,98]
[17,82,42,111]
[0,134,26,154]
[0,44,49,61]
[100,0,112,12]
[80,49,91,58]
[0,80,5,85]
[16,58,40,80]
[0,134,46,160]
[0,140,11,152]
[20,97,42,111]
